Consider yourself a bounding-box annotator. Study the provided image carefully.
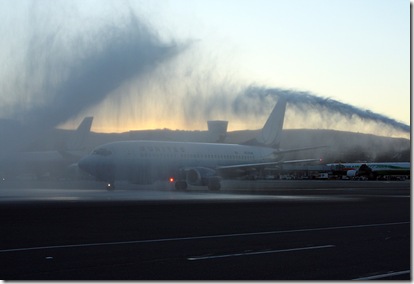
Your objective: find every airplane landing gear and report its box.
[175,181,188,191]
[207,180,221,191]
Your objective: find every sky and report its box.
[0,0,410,138]
[144,0,410,124]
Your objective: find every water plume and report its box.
[233,86,410,133]
[176,83,409,138]
[2,3,188,131]
[0,1,408,141]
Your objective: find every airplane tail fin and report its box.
[67,117,93,150]
[244,97,287,148]
[207,120,228,143]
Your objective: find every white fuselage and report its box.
[79,140,279,184]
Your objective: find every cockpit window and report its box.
[92,148,112,156]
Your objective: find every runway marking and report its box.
[0,221,409,254]
[187,245,335,261]
[353,270,410,280]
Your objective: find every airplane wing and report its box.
[273,145,328,155]
[217,158,321,170]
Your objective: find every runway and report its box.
[0,179,410,280]
[0,179,409,202]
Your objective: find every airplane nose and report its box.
[78,155,115,182]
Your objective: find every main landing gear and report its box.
[207,180,221,191]
[173,180,221,191]
[174,180,188,191]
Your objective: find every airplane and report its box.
[78,98,323,190]
[327,162,410,180]
[0,117,93,180]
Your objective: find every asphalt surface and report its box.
[0,179,410,280]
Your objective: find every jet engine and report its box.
[186,167,217,186]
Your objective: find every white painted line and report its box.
[0,221,409,253]
[354,270,410,280]
[187,245,335,261]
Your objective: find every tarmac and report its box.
[0,179,410,280]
